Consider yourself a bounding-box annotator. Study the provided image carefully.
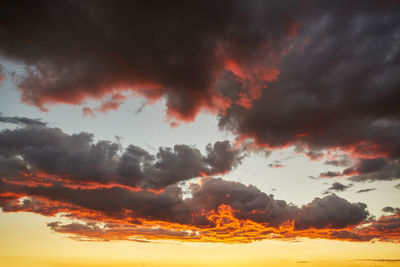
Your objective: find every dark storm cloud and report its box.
[0,178,192,224]
[294,194,368,230]
[0,0,302,119]
[188,177,298,227]
[344,158,387,175]
[217,1,400,162]
[0,114,47,126]
[140,141,244,188]
[0,116,382,241]
[324,155,352,167]
[319,157,400,182]
[0,119,370,231]
[349,160,400,182]
[0,124,244,189]
[0,175,369,231]
[188,178,369,229]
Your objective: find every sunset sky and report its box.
[0,1,400,266]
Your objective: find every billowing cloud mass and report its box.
[1,1,400,244]
[0,0,299,121]
[0,123,244,189]
[319,157,400,182]
[1,1,399,181]
[0,122,399,243]
[214,2,400,181]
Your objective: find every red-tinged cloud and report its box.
[0,121,399,243]
[215,2,400,184]
[82,93,127,116]
[1,1,399,167]
[0,0,302,121]
[1,175,399,243]
[3,1,399,184]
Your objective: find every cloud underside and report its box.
[1,1,400,181]
[0,124,399,243]
[1,0,400,243]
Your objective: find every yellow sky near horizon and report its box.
[1,212,399,267]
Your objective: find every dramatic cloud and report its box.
[348,160,400,182]
[382,207,400,214]
[1,0,400,244]
[0,0,302,121]
[1,172,396,243]
[0,124,244,189]
[1,2,399,161]
[0,121,398,243]
[319,157,400,182]
[324,156,352,167]
[216,1,400,179]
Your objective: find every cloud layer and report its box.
[1,1,399,182]
[0,122,398,243]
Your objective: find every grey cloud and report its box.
[382,207,400,214]
[0,114,47,126]
[0,123,244,189]
[325,182,352,193]
[294,194,368,230]
[349,161,400,182]
[356,188,376,193]
[217,2,400,166]
[319,171,341,178]
[0,0,302,118]
[0,176,370,231]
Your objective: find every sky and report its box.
[0,0,400,266]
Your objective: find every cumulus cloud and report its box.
[0,122,244,189]
[1,1,399,164]
[216,1,400,182]
[0,0,302,121]
[348,160,400,182]
[319,157,400,182]
[382,207,400,214]
[1,120,395,243]
[1,0,400,242]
